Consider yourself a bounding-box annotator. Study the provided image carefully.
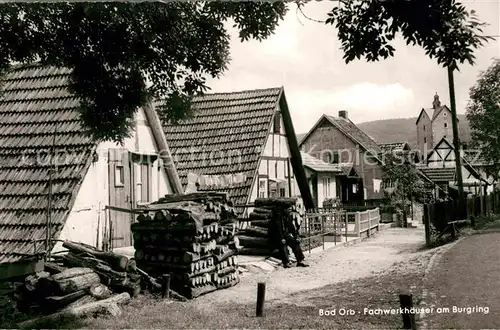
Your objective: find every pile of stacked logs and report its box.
[237,198,322,256]
[12,241,140,327]
[131,192,241,299]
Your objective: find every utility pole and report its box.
[447,66,464,200]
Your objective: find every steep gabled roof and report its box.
[300,114,381,157]
[416,108,432,124]
[0,64,96,264]
[432,105,454,121]
[161,87,314,210]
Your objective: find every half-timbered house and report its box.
[0,64,182,278]
[161,87,314,216]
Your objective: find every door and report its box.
[131,155,154,207]
[108,148,133,248]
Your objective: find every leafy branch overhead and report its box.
[0,2,287,142]
[324,0,492,69]
[0,1,491,142]
[466,58,500,177]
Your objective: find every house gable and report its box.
[416,108,432,124]
[161,87,314,210]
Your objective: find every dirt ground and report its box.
[81,227,447,329]
[422,232,500,329]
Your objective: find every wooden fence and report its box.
[423,191,500,244]
[300,207,381,252]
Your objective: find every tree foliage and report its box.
[380,152,428,204]
[0,2,287,142]
[0,1,492,142]
[466,58,500,176]
[324,0,492,69]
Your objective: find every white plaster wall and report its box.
[54,107,174,252]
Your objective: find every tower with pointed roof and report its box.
[416,93,458,162]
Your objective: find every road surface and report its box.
[423,232,500,328]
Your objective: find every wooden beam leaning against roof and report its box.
[278,91,315,210]
[143,101,184,194]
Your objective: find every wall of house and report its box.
[256,107,298,204]
[316,173,337,207]
[300,117,383,200]
[54,108,174,251]
[432,109,455,145]
[416,112,433,159]
[427,146,483,187]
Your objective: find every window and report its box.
[114,165,124,187]
[323,177,331,197]
[258,178,268,198]
[423,125,426,131]
[134,163,151,203]
[279,188,286,197]
[273,113,280,133]
[325,152,339,164]
[424,137,427,143]
[444,112,447,117]
[444,123,448,128]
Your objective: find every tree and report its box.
[0,2,287,142]
[323,0,492,200]
[0,1,492,143]
[380,151,428,225]
[466,58,500,179]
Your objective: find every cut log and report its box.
[237,235,269,249]
[89,283,112,300]
[62,241,129,271]
[25,271,50,292]
[18,293,131,328]
[254,197,297,208]
[43,290,87,312]
[253,207,273,214]
[62,295,97,311]
[186,284,217,299]
[56,272,101,294]
[250,219,270,228]
[241,226,268,238]
[216,275,240,290]
[237,247,272,256]
[249,212,269,221]
[44,262,67,275]
[51,268,94,282]
[214,249,236,264]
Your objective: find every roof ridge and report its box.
[194,86,283,97]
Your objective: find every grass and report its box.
[79,257,428,329]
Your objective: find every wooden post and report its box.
[399,294,417,330]
[322,213,325,250]
[256,282,266,317]
[345,212,348,242]
[162,274,170,299]
[356,212,361,237]
[334,212,337,246]
[423,204,431,247]
[308,214,311,254]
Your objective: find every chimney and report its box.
[339,110,348,119]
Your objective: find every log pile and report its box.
[131,192,241,299]
[12,241,140,317]
[238,197,322,255]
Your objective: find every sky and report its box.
[205,1,500,134]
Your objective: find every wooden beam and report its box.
[142,101,184,194]
[279,90,315,210]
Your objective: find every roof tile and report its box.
[161,87,283,209]
[0,64,95,263]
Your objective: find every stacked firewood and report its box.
[131,192,241,299]
[13,267,131,327]
[12,241,139,319]
[238,197,322,255]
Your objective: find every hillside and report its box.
[297,115,471,148]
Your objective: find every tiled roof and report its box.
[380,142,409,152]
[325,115,382,156]
[0,64,96,264]
[300,152,341,173]
[462,150,492,166]
[419,167,456,182]
[161,87,283,209]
